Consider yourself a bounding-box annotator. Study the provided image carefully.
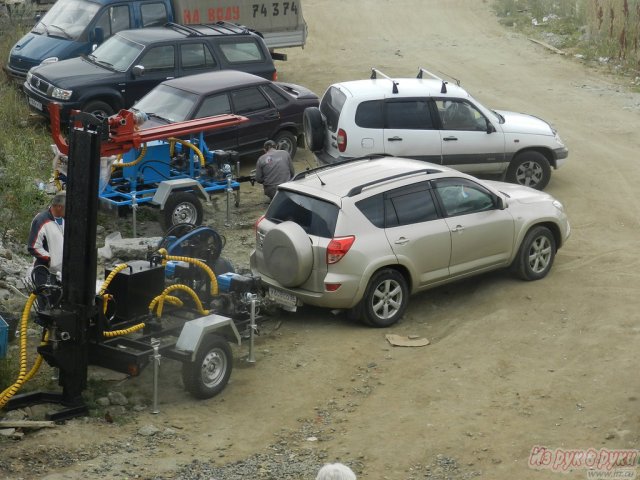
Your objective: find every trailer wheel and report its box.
[162,192,203,230]
[182,335,233,399]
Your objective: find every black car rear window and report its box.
[266,190,339,238]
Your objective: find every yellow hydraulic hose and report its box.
[168,138,205,168]
[0,294,49,409]
[148,295,183,313]
[112,144,148,169]
[53,169,63,192]
[103,323,145,338]
[99,263,147,338]
[157,248,218,296]
[100,263,129,295]
[152,284,209,319]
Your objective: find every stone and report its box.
[138,424,160,436]
[107,391,128,406]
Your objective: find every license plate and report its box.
[269,287,297,308]
[28,97,42,111]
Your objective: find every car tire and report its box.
[273,130,298,159]
[506,151,551,190]
[359,269,409,328]
[303,107,325,152]
[82,100,115,120]
[262,221,313,288]
[181,335,233,399]
[512,226,556,281]
[162,191,203,231]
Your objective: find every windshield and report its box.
[90,35,144,72]
[32,0,100,41]
[133,85,199,123]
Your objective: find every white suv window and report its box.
[386,100,434,130]
[436,99,486,131]
[354,100,383,129]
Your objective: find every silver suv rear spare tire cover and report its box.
[262,221,313,287]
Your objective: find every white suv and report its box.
[303,68,568,190]
[250,156,570,327]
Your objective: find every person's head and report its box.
[315,463,356,480]
[263,139,277,152]
[50,191,66,218]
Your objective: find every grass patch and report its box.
[493,0,640,79]
[0,18,52,243]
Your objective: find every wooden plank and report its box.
[528,37,566,55]
[0,420,56,429]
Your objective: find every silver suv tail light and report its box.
[326,236,355,264]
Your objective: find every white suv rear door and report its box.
[382,99,442,162]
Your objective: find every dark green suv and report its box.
[23,22,276,122]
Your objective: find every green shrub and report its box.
[493,0,640,76]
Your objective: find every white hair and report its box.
[315,463,357,480]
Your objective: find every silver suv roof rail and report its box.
[370,68,399,94]
[416,67,442,81]
[417,67,460,94]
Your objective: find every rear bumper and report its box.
[249,251,360,309]
[313,149,346,166]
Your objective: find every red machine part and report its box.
[49,102,249,157]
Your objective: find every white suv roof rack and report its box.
[370,68,399,94]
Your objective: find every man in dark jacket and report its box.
[255,140,294,200]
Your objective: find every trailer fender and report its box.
[175,314,241,362]
[151,178,208,209]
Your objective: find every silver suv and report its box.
[250,155,570,327]
[303,68,568,190]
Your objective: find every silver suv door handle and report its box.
[394,237,410,245]
[387,136,403,142]
[443,136,459,141]
[451,225,464,233]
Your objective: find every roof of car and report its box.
[287,156,455,200]
[117,22,256,44]
[331,78,472,101]
[160,70,268,94]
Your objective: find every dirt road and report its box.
[2,0,640,479]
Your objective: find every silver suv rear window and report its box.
[266,190,339,238]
